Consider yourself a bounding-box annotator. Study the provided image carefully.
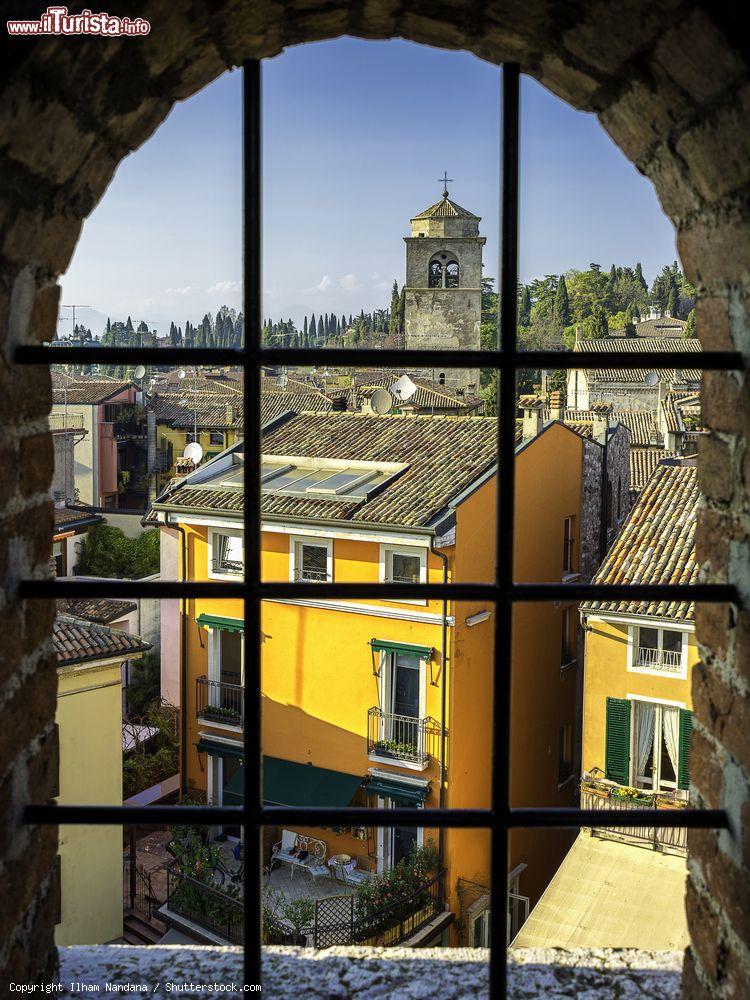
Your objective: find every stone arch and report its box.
[428,251,460,288]
[2,5,749,998]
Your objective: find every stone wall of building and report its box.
[578,437,604,584]
[605,423,632,544]
[0,2,749,994]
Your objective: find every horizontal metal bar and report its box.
[23,802,728,830]
[13,345,746,371]
[19,578,739,603]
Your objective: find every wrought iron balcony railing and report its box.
[580,783,687,855]
[196,675,244,728]
[166,867,243,945]
[367,707,429,767]
[635,646,682,673]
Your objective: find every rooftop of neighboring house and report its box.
[153,411,500,529]
[260,390,332,423]
[610,315,687,338]
[51,379,136,405]
[58,598,138,625]
[151,392,245,430]
[53,505,104,533]
[583,461,697,623]
[353,372,483,413]
[53,613,150,667]
[573,335,701,385]
[629,448,679,496]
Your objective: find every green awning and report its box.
[196,613,244,633]
[196,737,245,760]
[364,776,429,805]
[370,639,433,658]
[223,765,245,807]
[263,756,363,808]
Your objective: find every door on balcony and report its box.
[377,799,422,872]
[631,699,682,792]
[383,652,422,754]
[208,628,243,725]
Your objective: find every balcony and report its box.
[49,411,85,431]
[196,676,243,728]
[634,646,682,674]
[163,867,243,945]
[580,777,687,855]
[367,707,430,768]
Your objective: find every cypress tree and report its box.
[388,280,401,341]
[303,316,308,341]
[317,315,324,343]
[667,287,678,317]
[552,275,571,328]
[684,309,697,338]
[518,285,531,326]
[634,261,647,290]
[309,313,316,346]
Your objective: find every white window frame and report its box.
[375,796,424,873]
[626,624,688,679]
[379,543,427,606]
[626,694,686,792]
[205,627,244,732]
[468,895,491,947]
[370,650,428,771]
[207,527,244,580]
[289,534,333,583]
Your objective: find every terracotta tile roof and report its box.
[51,380,135,405]
[610,316,687,338]
[355,373,482,412]
[630,448,678,493]
[53,506,103,531]
[584,463,697,622]
[661,393,682,432]
[261,391,332,423]
[151,393,244,429]
[575,336,701,385]
[54,613,150,666]
[613,409,660,446]
[168,376,242,395]
[59,598,138,624]
[564,421,594,439]
[412,195,480,221]
[157,412,498,528]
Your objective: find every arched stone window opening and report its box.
[439,372,446,385]
[428,260,443,288]
[428,253,459,288]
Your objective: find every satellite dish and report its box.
[391,374,418,401]
[183,442,203,464]
[371,388,394,415]
[644,371,660,387]
[177,369,186,379]
[133,364,146,379]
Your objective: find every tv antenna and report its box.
[60,304,90,342]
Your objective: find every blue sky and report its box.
[59,38,678,335]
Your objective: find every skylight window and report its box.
[260,457,408,503]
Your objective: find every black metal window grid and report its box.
[16,61,742,995]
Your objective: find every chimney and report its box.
[175,456,196,477]
[590,403,612,444]
[521,397,546,441]
[226,403,235,425]
[549,388,565,421]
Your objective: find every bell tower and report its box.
[403,176,485,393]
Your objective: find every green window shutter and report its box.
[678,708,693,790]
[605,697,631,784]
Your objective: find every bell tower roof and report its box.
[412,195,481,223]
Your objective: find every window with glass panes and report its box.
[16,61,739,996]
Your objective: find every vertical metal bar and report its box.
[243,58,263,985]
[492,61,520,996]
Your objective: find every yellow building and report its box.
[54,613,149,945]
[513,461,697,951]
[580,462,697,799]
[152,412,610,944]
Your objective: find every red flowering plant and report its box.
[354,842,439,938]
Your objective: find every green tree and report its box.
[582,304,609,339]
[76,525,160,578]
[684,308,697,338]
[517,285,531,326]
[552,274,571,328]
[635,261,648,290]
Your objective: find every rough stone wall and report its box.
[405,237,484,289]
[578,437,604,584]
[0,1,748,993]
[606,424,632,542]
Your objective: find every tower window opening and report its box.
[428,259,443,288]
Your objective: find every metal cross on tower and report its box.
[438,171,453,198]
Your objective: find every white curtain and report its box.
[635,701,655,778]
[663,707,680,777]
